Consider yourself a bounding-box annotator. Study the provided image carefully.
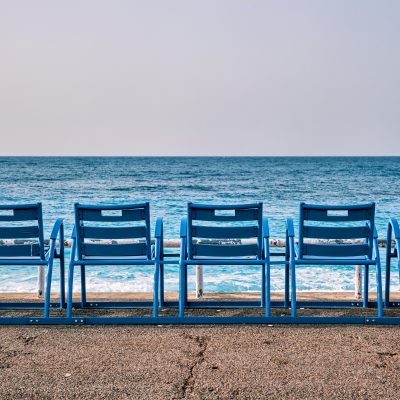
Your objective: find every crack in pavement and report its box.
[0,335,38,370]
[17,335,38,346]
[180,334,210,399]
[0,346,19,369]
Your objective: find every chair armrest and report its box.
[155,217,163,238]
[262,217,270,239]
[286,218,297,259]
[71,225,77,240]
[154,217,163,260]
[180,218,188,238]
[50,218,64,240]
[179,218,188,261]
[262,218,270,260]
[46,219,64,262]
[389,218,400,239]
[286,218,295,237]
[372,226,381,262]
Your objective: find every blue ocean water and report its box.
[0,156,399,293]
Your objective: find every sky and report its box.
[0,1,399,156]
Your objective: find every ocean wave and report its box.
[109,187,132,192]
[0,265,398,293]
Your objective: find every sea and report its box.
[0,156,399,294]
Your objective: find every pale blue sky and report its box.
[0,1,399,155]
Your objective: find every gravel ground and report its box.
[1,324,400,399]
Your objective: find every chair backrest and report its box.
[298,203,375,259]
[74,203,151,259]
[187,203,263,259]
[0,203,45,259]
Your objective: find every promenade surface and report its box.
[1,293,400,399]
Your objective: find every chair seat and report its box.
[0,257,48,265]
[300,255,370,260]
[295,255,376,265]
[185,256,264,265]
[192,255,258,260]
[81,255,149,260]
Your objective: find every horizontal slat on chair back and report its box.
[187,203,263,259]
[0,226,40,239]
[302,244,370,258]
[192,244,259,258]
[0,206,40,221]
[192,225,259,239]
[79,208,146,222]
[299,203,375,259]
[0,204,45,260]
[75,203,151,259]
[190,207,260,222]
[302,226,370,240]
[0,244,41,257]
[83,243,147,257]
[82,226,147,240]
[302,207,373,222]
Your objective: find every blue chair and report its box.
[286,203,383,318]
[384,218,400,308]
[0,203,65,320]
[66,203,163,318]
[179,203,271,318]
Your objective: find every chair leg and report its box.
[80,265,86,308]
[376,263,383,318]
[261,264,266,308]
[284,262,290,308]
[183,264,188,307]
[59,226,66,309]
[59,254,65,309]
[284,233,290,308]
[159,264,165,307]
[363,264,369,308]
[385,256,391,308]
[179,262,185,318]
[385,234,391,308]
[66,262,75,318]
[290,260,297,318]
[265,262,271,317]
[153,263,159,317]
[44,263,54,318]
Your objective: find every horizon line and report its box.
[0,155,399,158]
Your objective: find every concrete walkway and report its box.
[1,324,400,399]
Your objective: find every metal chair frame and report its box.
[4,202,400,325]
[0,203,65,323]
[384,218,400,308]
[66,203,163,318]
[286,203,383,320]
[178,202,273,318]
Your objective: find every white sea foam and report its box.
[0,255,398,293]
